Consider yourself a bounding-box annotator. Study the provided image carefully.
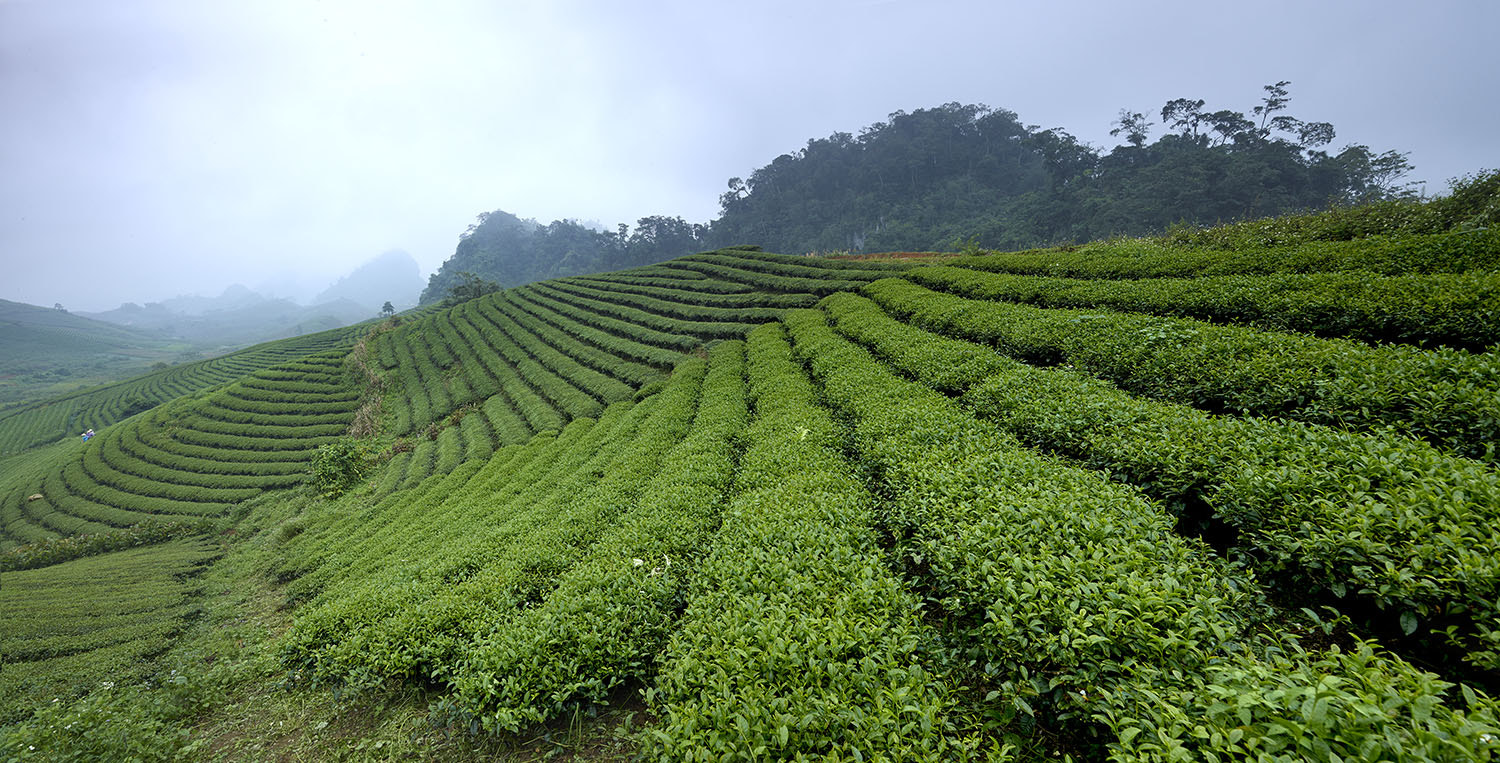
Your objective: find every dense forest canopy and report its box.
[423,82,1417,302]
[421,211,706,303]
[711,82,1416,253]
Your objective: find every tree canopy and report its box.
[421,213,706,304]
[709,83,1415,253]
[423,83,1420,302]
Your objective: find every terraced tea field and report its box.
[4,208,1500,760]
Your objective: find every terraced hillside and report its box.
[5,201,1500,760]
[0,538,220,725]
[0,350,364,550]
[0,323,371,458]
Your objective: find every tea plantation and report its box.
[3,193,1500,760]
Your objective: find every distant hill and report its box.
[312,249,423,313]
[4,258,407,405]
[82,287,378,348]
[419,211,705,303]
[0,299,179,408]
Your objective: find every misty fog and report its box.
[2,0,1495,312]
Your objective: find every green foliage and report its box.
[710,93,1422,255]
[644,323,975,759]
[783,306,1500,759]
[277,359,713,697]
[442,271,501,306]
[0,322,366,457]
[823,289,1500,672]
[309,439,372,499]
[445,344,748,733]
[666,250,905,296]
[0,673,207,761]
[953,228,1500,279]
[865,277,1500,462]
[0,351,366,549]
[1435,168,1500,229]
[908,263,1500,350]
[0,519,209,571]
[421,211,708,304]
[10,190,1500,756]
[0,539,219,725]
[1103,644,1500,761]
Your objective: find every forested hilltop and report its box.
[424,82,1419,302]
[420,211,705,304]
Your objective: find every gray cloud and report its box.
[2,0,1495,311]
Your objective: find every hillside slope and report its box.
[0,322,371,459]
[4,192,1500,759]
[0,299,182,407]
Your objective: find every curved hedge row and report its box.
[446,342,748,733]
[544,279,788,325]
[105,432,298,488]
[662,260,870,296]
[645,323,971,758]
[0,539,220,725]
[486,296,662,387]
[952,228,1500,280]
[570,272,753,295]
[784,307,1500,760]
[679,251,907,279]
[508,288,694,366]
[0,323,367,456]
[467,299,633,406]
[562,275,819,310]
[528,282,758,340]
[0,349,365,545]
[865,277,1500,462]
[278,358,711,684]
[907,264,1500,350]
[824,290,1500,672]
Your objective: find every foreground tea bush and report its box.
[445,343,748,733]
[907,264,1500,350]
[0,539,219,725]
[784,307,1500,760]
[281,363,704,686]
[644,324,975,759]
[949,227,1500,280]
[866,277,1500,462]
[824,290,1500,672]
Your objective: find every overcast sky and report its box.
[2,0,1495,311]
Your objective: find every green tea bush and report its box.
[0,519,207,571]
[530,282,758,340]
[866,277,1500,462]
[824,290,1500,671]
[487,296,663,387]
[468,297,632,407]
[545,279,789,323]
[785,307,1500,759]
[645,323,974,759]
[508,288,692,368]
[907,264,1500,350]
[310,439,373,499]
[281,361,709,689]
[951,229,1500,280]
[665,259,870,296]
[446,344,747,734]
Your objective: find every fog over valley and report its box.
[2,0,1495,312]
